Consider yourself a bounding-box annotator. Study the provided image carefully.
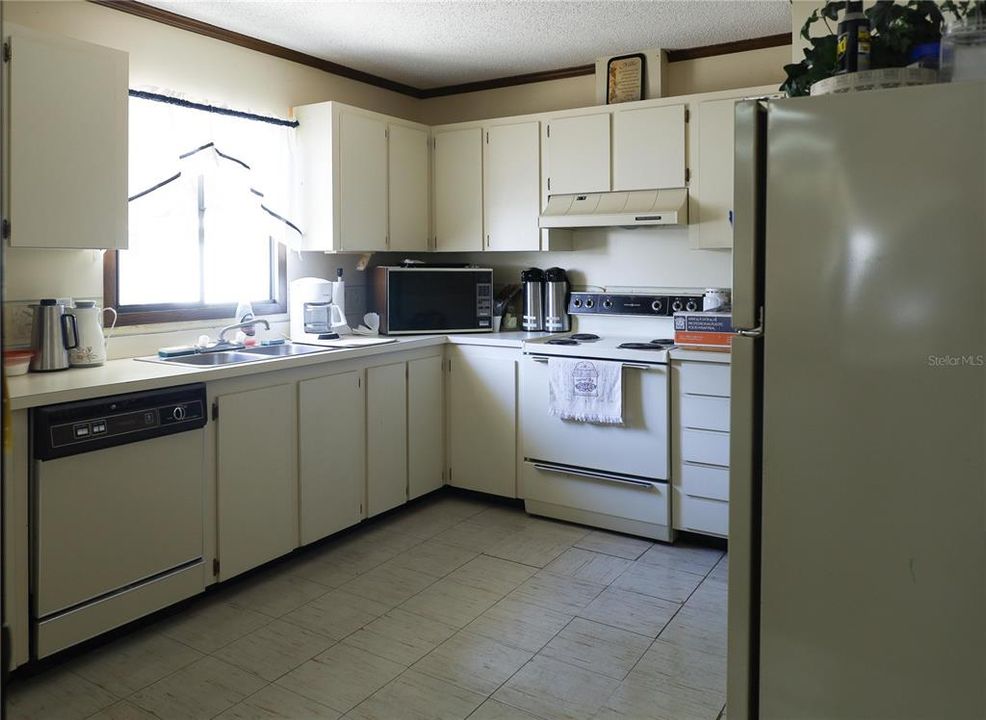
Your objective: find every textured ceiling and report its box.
[140,1,791,89]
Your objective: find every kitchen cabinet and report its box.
[544,113,610,195]
[339,110,389,251]
[408,355,445,500]
[216,383,298,580]
[612,104,686,191]
[366,362,408,516]
[433,127,484,251]
[6,25,127,249]
[690,98,736,249]
[484,121,541,251]
[389,124,431,251]
[671,360,731,538]
[447,345,518,498]
[299,370,365,545]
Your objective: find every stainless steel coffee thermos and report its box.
[29,299,78,372]
[521,268,545,331]
[521,267,570,332]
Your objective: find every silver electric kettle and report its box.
[29,299,78,372]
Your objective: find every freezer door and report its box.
[760,83,986,718]
[731,100,767,332]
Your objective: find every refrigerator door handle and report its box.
[736,326,764,338]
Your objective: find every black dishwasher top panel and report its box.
[33,383,207,461]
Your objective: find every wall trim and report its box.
[89,1,790,100]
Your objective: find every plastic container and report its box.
[941,17,986,82]
[4,350,34,376]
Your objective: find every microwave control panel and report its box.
[477,282,493,326]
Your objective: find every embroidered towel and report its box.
[548,357,623,424]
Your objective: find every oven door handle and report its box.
[531,462,659,489]
[529,356,654,371]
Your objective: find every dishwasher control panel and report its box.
[33,384,207,460]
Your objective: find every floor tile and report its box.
[281,589,391,640]
[492,655,621,720]
[215,684,341,719]
[340,563,437,606]
[446,555,537,596]
[286,553,362,589]
[573,530,653,560]
[466,699,543,720]
[597,672,724,720]
[6,667,116,720]
[465,597,573,653]
[485,526,578,568]
[71,630,203,697]
[387,539,479,578]
[685,579,728,616]
[130,656,266,720]
[276,644,404,714]
[159,598,272,653]
[469,506,535,531]
[630,638,726,697]
[213,618,336,681]
[227,569,331,618]
[318,535,406,575]
[507,572,606,614]
[399,578,502,628]
[347,668,485,720]
[431,519,516,554]
[86,700,158,720]
[658,605,727,658]
[543,548,633,585]
[611,562,705,604]
[539,617,650,680]
[578,586,680,638]
[341,608,457,666]
[412,631,532,696]
[638,542,724,576]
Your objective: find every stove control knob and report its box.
[602,299,613,309]
[585,298,595,309]
[572,297,583,308]
[651,299,663,313]
[685,300,698,312]
[671,300,684,312]
[172,406,186,421]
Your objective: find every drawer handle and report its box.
[531,461,660,489]
[683,460,730,470]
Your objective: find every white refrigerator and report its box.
[727,82,986,719]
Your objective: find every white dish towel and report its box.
[548,357,623,424]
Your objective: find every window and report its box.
[105,93,300,325]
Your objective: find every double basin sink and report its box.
[153,343,331,367]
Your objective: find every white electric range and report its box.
[518,289,704,542]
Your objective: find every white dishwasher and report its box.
[31,384,207,658]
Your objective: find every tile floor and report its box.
[7,491,729,720]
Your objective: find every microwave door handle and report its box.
[531,462,657,489]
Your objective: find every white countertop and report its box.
[7,332,550,410]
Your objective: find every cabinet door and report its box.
[434,127,484,251]
[448,347,517,498]
[366,363,408,516]
[9,29,127,249]
[339,110,388,251]
[612,104,686,191]
[484,122,541,252]
[408,355,445,500]
[299,371,365,545]
[216,384,297,581]
[389,124,430,252]
[545,113,610,195]
[692,98,736,249]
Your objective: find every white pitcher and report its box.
[69,301,117,367]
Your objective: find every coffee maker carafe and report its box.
[521,268,545,331]
[544,267,571,332]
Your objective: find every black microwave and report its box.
[372,266,493,334]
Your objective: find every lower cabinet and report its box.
[408,355,445,499]
[299,370,365,545]
[447,345,518,497]
[216,383,298,581]
[366,362,408,516]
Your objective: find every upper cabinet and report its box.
[294,101,430,252]
[7,26,128,250]
[689,98,736,250]
[612,104,686,191]
[484,121,541,252]
[433,127,484,252]
[544,113,610,195]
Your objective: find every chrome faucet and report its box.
[218,317,270,344]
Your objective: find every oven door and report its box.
[519,354,669,480]
[383,269,492,334]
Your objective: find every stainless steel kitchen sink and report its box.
[240,344,333,357]
[156,351,262,366]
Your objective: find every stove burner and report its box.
[650,339,675,346]
[617,342,669,350]
[546,338,580,346]
[570,333,600,341]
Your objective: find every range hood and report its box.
[539,188,688,229]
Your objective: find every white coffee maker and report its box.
[289,277,349,344]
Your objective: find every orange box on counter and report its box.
[673,312,733,349]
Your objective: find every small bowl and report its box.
[4,350,33,376]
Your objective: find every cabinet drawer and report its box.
[674,489,728,537]
[678,363,730,397]
[681,428,730,467]
[680,395,730,432]
[679,462,729,501]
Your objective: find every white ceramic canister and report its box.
[69,300,117,367]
